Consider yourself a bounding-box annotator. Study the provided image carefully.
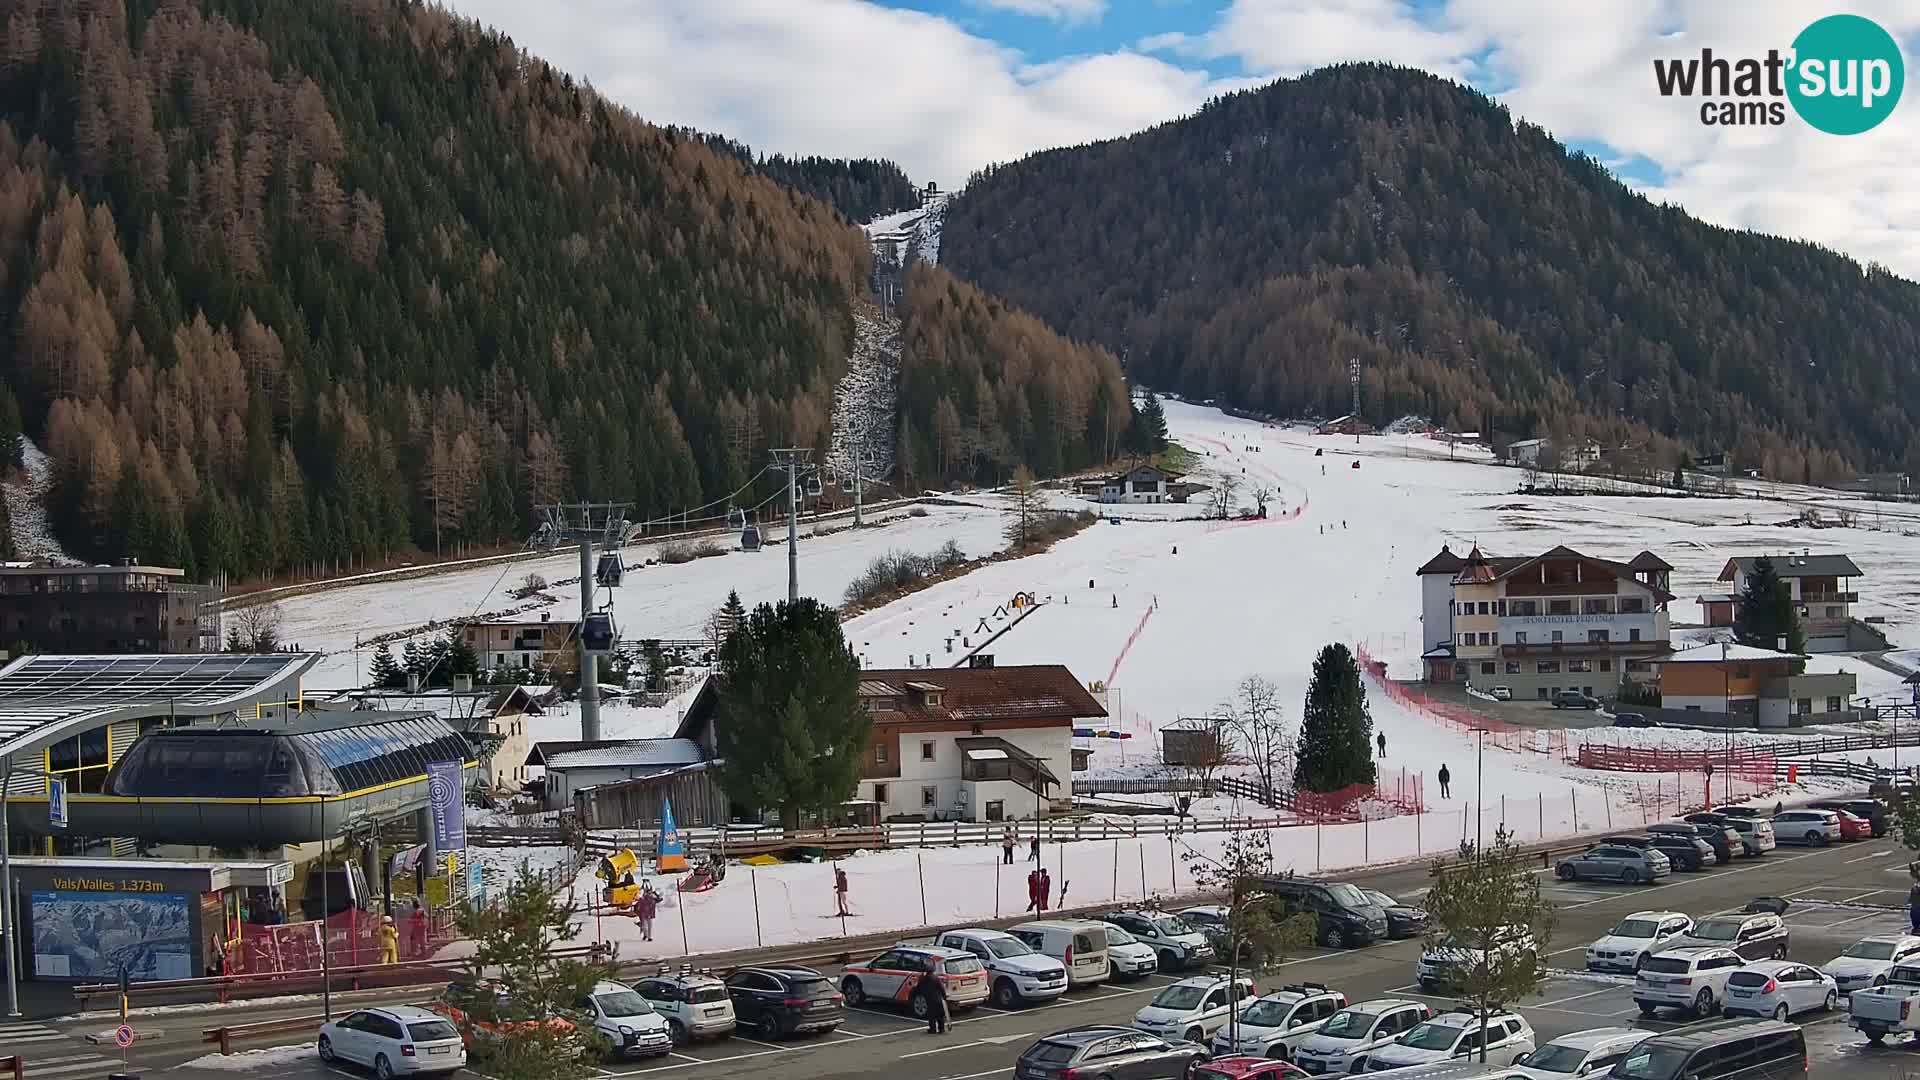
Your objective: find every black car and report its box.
[1643,832,1714,871]
[1648,822,1737,864]
[723,965,843,1040]
[1714,806,1764,819]
[1255,877,1389,948]
[1016,1025,1208,1080]
[1612,711,1658,728]
[1553,691,1602,709]
[1810,798,1888,837]
[1612,1018,1805,1079]
[1361,888,1428,938]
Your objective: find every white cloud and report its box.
[440,0,1920,276]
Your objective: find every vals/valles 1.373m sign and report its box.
[1653,14,1905,134]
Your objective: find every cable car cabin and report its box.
[740,523,762,551]
[727,506,745,530]
[594,550,624,588]
[581,611,617,651]
[805,474,823,497]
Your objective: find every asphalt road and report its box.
[20,834,1920,1080]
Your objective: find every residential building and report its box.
[1503,438,1599,471]
[1315,414,1375,436]
[1419,544,1673,699]
[525,738,709,809]
[459,613,579,669]
[1657,643,1860,728]
[0,563,218,654]
[1843,472,1910,497]
[1095,464,1182,504]
[1705,554,1873,652]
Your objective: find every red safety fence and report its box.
[1354,643,1566,756]
[229,907,458,976]
[1575,744,1778,781]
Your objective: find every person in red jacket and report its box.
[834,866,851,916]
[633,886,659,942]
[406,899,428,959]
[1026,869,1041,912]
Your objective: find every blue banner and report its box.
[427,760,465,852]
[658,799,685,870]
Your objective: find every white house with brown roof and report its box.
[1701,553,1876,652]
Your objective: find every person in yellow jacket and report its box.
[378,915,400,964]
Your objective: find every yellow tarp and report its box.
[741,854,783,867]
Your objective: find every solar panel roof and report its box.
[0,653,318,758]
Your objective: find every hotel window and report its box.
[1797,698,1812,715]
[1551,630,1564,642]
[921,741,936,761]
[1826,606,1841,618]
[874,783,888,803]
[1506,662,1522,674]
[1619,598,1645,613]
[1826,696,1842,712]
[1477,602,1490,615]
[875,743,889,765]
[1567,659,1591,673]
[1629,628,1641,642]
[922,785,939,807]
[1481,662,1496,675]
[1536,660,1561,674]
[1490,632,1499,646]
[1478,633,1492,646]
[1599,659,1612,672]
[1496,600,1508,616]
[1588,629,1610,643]
[1549,600,1573,615]
[1514,631,1527,644]
[1511,601,1538,616]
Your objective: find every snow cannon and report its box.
[597,849,643,908]
[1351,460,1361,469]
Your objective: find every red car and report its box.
[1193,1058,1307,1080]
[1834,809,1873,841]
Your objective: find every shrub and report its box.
[843,542,970,605]
[660,539,726,565]
[908,505,929,517]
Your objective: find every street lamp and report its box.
[1721,639,1731,805]
[1475,727,1487,853]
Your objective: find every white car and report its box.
[1209,983,1349,1060]
[1721,959,1839,1020]
[1100,922,1159,981]
[320,1005,466,1078]
[1823,935,1920,993]
[1770,808,1842,846]
[1633,946,1743,1018]
[1132,974,1256,1045]
[1417,928,1537,993]
[1362,1009,1535,1071]
[1510,1027,1648,1079]
[1585,911,1693,974]
[572,980,673,1059]
[934,928,1070,1008]
[1290,998,1432,1075]
[1103,909,1217,972]
[635,972,737,1043]
[1489,686,1513,701]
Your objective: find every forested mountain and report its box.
[0,0,1116,582]
[942,63,1920,481]
[680,130,921,224]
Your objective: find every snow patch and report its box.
[3,436,78,564]
[827,304,901,490]
[178,1044,316,1071]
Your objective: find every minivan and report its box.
[1008,920,1111,988]
[1256,878,1389,949]
[1609,1018,1805,1079]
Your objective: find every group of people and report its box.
[1000,825,1042,865]
[376,899,433,964]
[1025,867,1056,912]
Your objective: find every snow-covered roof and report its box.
[1661,643,1805,664]
[529,738,706,770]
[1719,555,1863,580]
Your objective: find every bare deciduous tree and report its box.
[229,600,285,652]
[1206,468,1242,520]
[1222,675,1291,802]
[1249,482,1274,517]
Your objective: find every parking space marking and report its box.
[1820,908,1899,931]
[1529,985,1624,1009]
[600,1048,788,1076]
[900,1041,976,1060]
[826,1028,871,1039]
[1846,850,1896,864]
[1839,890,1887,903]
[726,1036,784,1051]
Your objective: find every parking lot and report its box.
[46,837,1920,1080]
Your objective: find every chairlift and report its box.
[594,550,625,588]
[581,611,617,652]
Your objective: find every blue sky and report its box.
[447,1,1918,275]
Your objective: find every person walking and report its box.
[1039,869,1053,912]
[1002,826,1015,865]
[1029,832,1042,863]
[1026,869,1041,912]
[378,915,399,964]
[407,898,428,959]
[1438,764,1452,799]
[920,962,950,1034]
[1377,732,1387,758]
[835,866,851,916]
[634,885,659,942]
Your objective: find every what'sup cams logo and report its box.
[1653,14,1905,134]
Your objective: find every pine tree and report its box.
[1294,643,1377,793]
[1135,392,1169,455]
[714,598,870,829]
[642,640,667,692]
[401,639,424,683]
[1733,557,1805,656]
[453,867,612,1078]
[368,642,403,689]
[443,629,480,685]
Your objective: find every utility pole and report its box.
[1348,358,1361,446]
[770,449,815,603]
[853,428,866,528]
[532,502,633,742]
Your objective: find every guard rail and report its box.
[203,1014,330,1055]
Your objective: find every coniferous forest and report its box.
[0,0,1118,581]
[941,63,1920,482]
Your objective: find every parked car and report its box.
[1555,844,1671,885]
[1099,921,1160,981]
[1007,919,1112,988]
[320,1006,466,1078]
[1510,1027,1649,1079]
[571,980,673,1059]
[1810,798,1888,837]
[839,944,989,1020]
[1133,974,1257,1046]
[1611,712,1657,728]
[1633,947,1745,1018]
[1195,1057,1309,1080]
[1552,691,1600,710]
[936,927,1071,1008]
[720,966,843,1041]
[1210,983,1349,1060]
[1769,808,1842,846]
[1831,809,1875,841]
[1104,909,1216,972]
[428,980,576,1047]
[1663,912,1790,961]
[1586,911,1694,974]
[1721,960,1838,1020]
[1710,815,1776,855]
[1290,998,1432,1075]
[1821,935,1920,993]
[1643,832,1716,870]
[1489,686,1513,701]
[1360,889,1428,939]
[635,971,737,1044]
[1609,1019,1806,1080]
[1016,1025,1210,1080]
[1647,821,1737,864]
[1179,904,1238,958]
[1256,877,1391,948]
[1362,1009,1536,1071]
[1848,961,1920,1044]
[1418,928,1538,993]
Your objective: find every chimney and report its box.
[540,612,550,622]
[406,672,421,694]
[453,673,473,693]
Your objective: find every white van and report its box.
[1008,919,1111,988]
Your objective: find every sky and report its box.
[441,1,1920,279]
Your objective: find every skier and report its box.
[1001,826,1015,865]
[834,866,851,916]
[1438,763,1452,799]
[1377,732,1387,758]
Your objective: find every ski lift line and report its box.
[625,465,782,533]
